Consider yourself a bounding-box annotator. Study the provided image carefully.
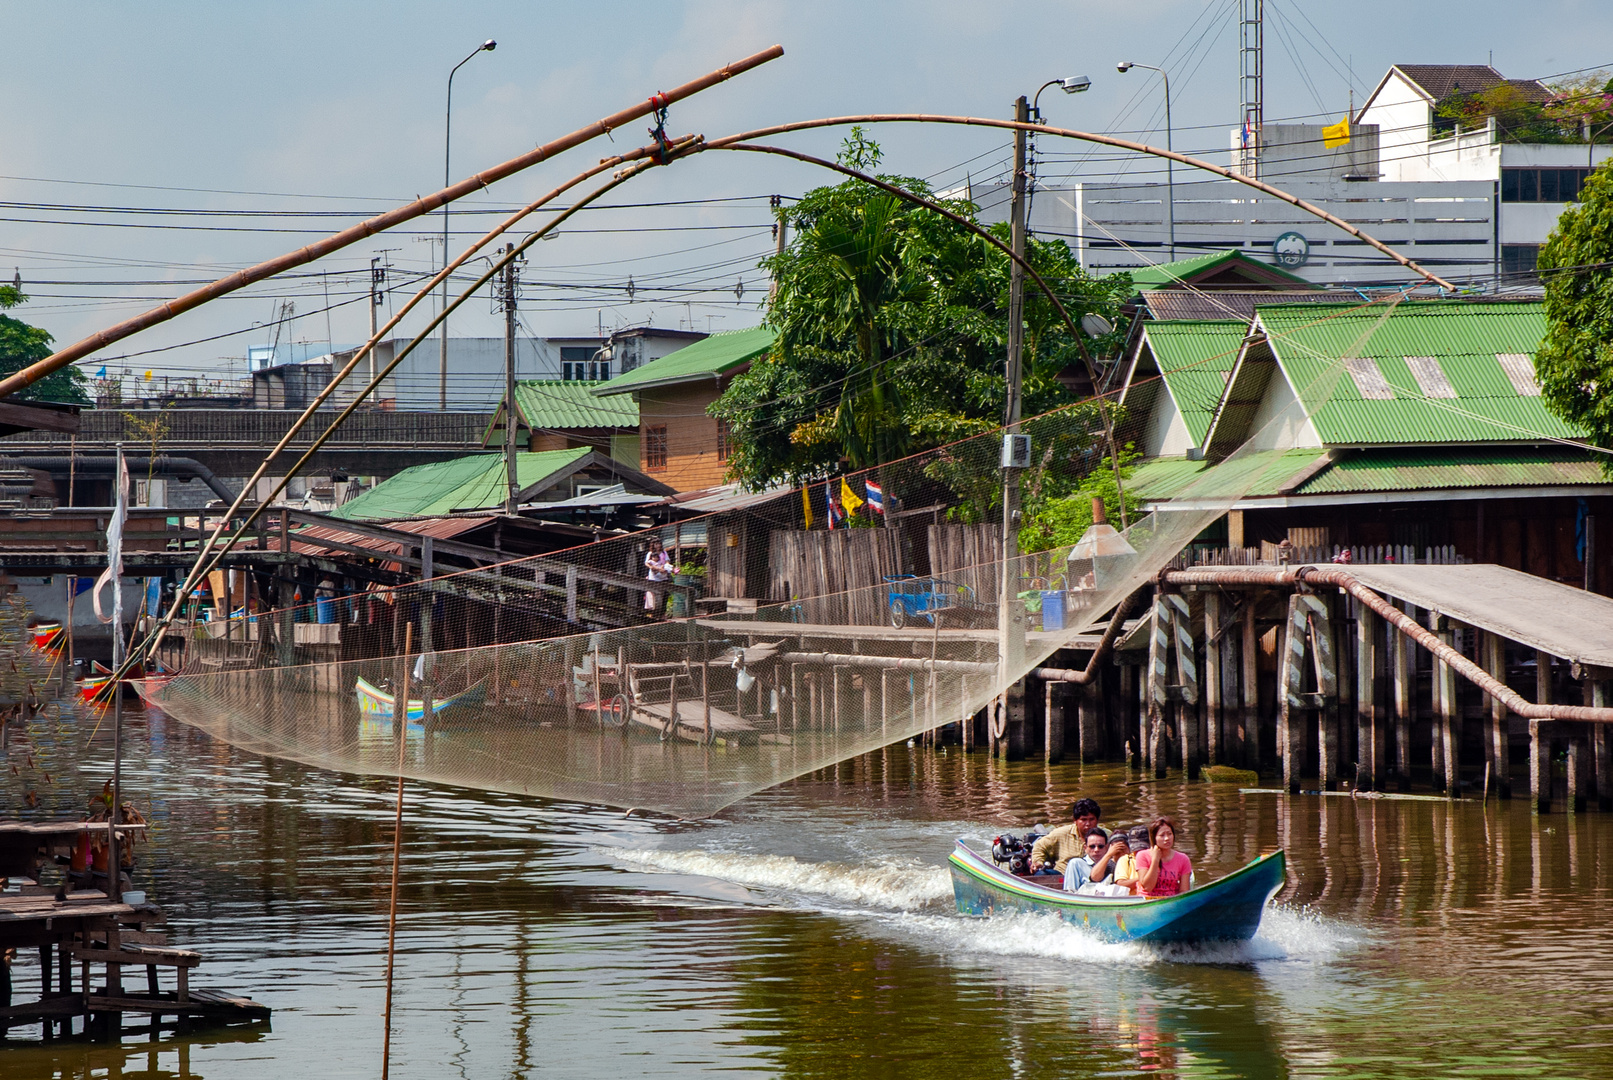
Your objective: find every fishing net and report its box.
[137,302,1370,817]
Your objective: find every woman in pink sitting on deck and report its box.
[1135,815,1193,898]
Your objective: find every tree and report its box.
[712,130,1131,489]
[0,283,90,405]
[1535,163,1613,461]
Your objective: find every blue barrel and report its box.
[1040,590,1066,632]
[316,597,337,624]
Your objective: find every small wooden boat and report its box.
[31,621,65,653]
[354,675,487,724]
[949,840,1286,944]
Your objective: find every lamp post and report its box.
[1118,61,1174,261]
[440,38,497,411]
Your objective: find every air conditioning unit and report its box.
[1001,433,1032,469]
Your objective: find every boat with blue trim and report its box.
[949,840,1285,944]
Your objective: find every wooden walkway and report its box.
[696,619,1108,651]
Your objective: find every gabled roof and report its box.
[1253,301,1578,446]
[1126,249,1313,291]
[593,326,775,396]
[330,448,594,521]
[1139,288,1358,321]
[1357,64,1552,121]
[1137,321,1249,446]
[482,380,638,446]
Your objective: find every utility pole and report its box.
[368,256,385,388]
[501,244,521,516]
[1240,0,1265,177]
[996,95,1030,760]
[769,194,787,299]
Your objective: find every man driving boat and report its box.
[1029,798,1101,875]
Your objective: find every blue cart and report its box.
[885,575,978,629]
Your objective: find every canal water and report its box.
[4,700,1611,1079]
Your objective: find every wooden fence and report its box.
[767,528,905,625]
[1184,543,1467,567]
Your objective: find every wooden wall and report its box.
[927,523,1003,607]
[639,383,728,492]
[767,528,905,625]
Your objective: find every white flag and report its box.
[93,451,129,625]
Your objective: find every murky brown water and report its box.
[4,700,1612,1079]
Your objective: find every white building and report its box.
[1354,64,1613,277]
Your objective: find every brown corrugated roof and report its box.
[1141,289,1358,321]
[291,515,492,559]
[1393,64,1551,104]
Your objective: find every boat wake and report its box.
[612,846,1355,966]
[611,847,952,911]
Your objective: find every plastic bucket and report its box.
[1040,590,1066,632]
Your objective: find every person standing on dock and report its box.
[644,536,672,614]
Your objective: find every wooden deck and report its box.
[695,619,1108,650]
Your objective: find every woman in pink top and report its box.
[1135,815,1192,898]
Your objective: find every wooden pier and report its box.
[0,822,270,1041]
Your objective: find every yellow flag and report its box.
[143,369,153,380]
[1322,116,1350,148]
[840,477,865,515]
[801,484,814,529]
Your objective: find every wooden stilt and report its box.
[1437,621,1460,798]
[1567,728,1589,812]
[1594,680,1613,812]
[1280,593,1306,794]
[1044,679,1062,763]
[1204,593,1222,766]
[1392,609,1413,787]
[1147,597,1170,778]
[1482,632,1511,799]
[1241,601,1260,772]
[1530,718,1552,814]
[1303,594,1340,791]
[1169,592,1199,779]
[1356,604,1379,791]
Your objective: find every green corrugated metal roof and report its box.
[1143,321,1248,445]
[1130,447,1610,505]
[1128,449,1320,502]
[1128,250,1310,290]
[520,380,637,427]
[1256,301,1582,446]
[330,448,591,521]
[1295,449,1609,495]
[592,326,775,396]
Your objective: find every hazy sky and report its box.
[3,1,1611,385]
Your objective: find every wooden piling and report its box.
[1392,607,1414,787]
[1530,718,1552,814]
[1169,592,1200,779]
[1482,632,1511,799]
[1204,593,1222,765]
[1437,620,1460,798]
[1147,596,1169,777]
[1044,679,1062,763]
[1594,680,1613,812]
[1356,603,1380,791]
[1241,601,1260,772]
[1279,594,1307,793]
[1305,594,1340,791]
[1079,681,1100,764]
[1568,728,1589,812]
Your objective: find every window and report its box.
[716,418,734,462]
[560,346,593,381]
[1344,356,1394,400]
[1404,356,1457,399]
[1501,167,1590,203]
[645,425,668,471]
[1501,244,1540,279]
[1496,353,1542,397]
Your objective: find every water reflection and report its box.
[1,700,1612,1077]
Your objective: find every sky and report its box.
[2,0,1612,392]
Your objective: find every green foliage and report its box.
[1537,163,1613,465]
[712,132,1131,491]
[0,286,89,405]
[1435,74,1613,145]
[1018,446,1142,554]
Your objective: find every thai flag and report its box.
[827,482,846,530]
[865,479,885,514]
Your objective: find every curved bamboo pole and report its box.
[0,45,784,400]
[702,115,1457,291]
[131,143,688,668]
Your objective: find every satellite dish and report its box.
[1080,313,1114,338]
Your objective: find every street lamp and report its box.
[1117,61,1174,261]
[440,38,497,411]
[1031,75,1090,123]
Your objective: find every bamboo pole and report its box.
[381,621,412,1080]
[0,46,784,400]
